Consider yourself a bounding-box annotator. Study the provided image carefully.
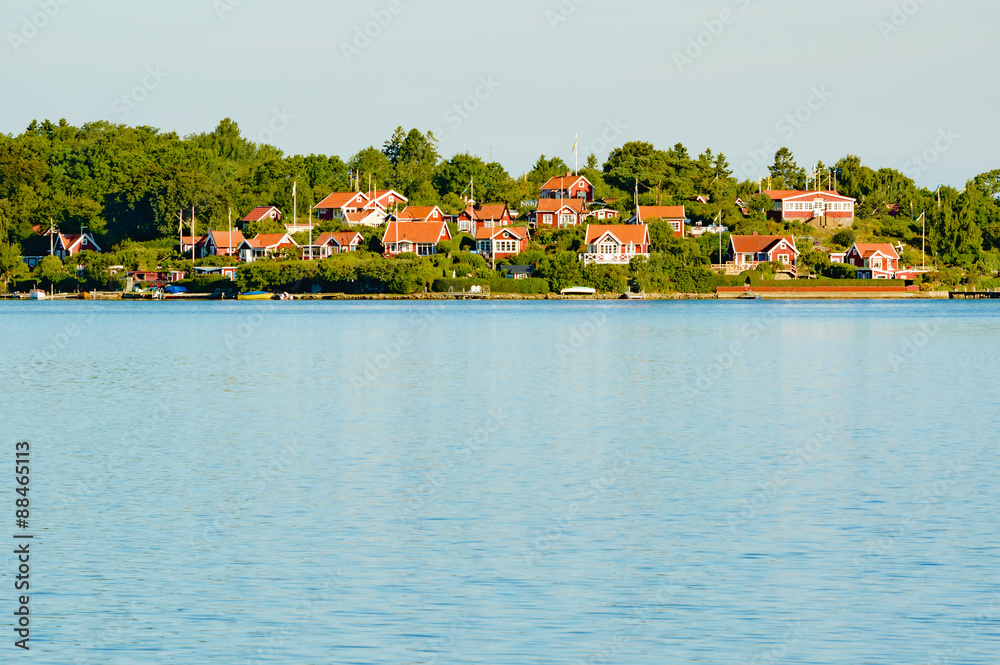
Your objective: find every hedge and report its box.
[432,277,550,294]
[746,276,907,288]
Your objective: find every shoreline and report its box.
[0,291,954,302]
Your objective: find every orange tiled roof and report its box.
[585,224,648,245]
[637,205,686,221]
[730,234,796,254]
[382,221,450,244]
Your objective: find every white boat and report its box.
[560,286,597,296]
[29,290,46,301]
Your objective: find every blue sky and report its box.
[1,0,995,188]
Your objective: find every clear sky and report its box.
[1,0,995,188]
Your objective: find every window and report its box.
[560,214,574,226]
[600,243,618,255]
[542,214,552,225]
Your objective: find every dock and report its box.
[949,290,1000,299]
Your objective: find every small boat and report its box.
[620,291,645,300]
[238,291,273,300]
[29,289,46,301]
[737,293,761,300]
[560,286,597,296]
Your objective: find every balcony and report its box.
[580,253,647,266]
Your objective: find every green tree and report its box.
[0,243,28,291]
[768,148,806,190]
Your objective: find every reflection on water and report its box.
[1,300,998,664]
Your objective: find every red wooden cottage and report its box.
[204,230,245,257]
[314,191,370,221]
[630,206,687,238]
[241,206,283,225]
[52,232,102,259]
[540,173,594,202]
[581,224,650,265]
[764,190,856,227]
[457,203,514,234]
[237,233,299,263]
[728,234,799,270]
[475,226,529,261]
[531,198,588,229]
[836,243,901,279]
[303,231,366,259]
[381,221,452,257]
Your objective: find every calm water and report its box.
[1,300,999,664]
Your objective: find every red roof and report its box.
[381,221,451,245]
[730,234,797,254]
[396,206,443,221]
[535,198,587,214]
[314,231,364,247]
[541,174,591,191]
[475,226,528,241]
[854,243,900,260]
[315,191,368,210]
[637,205,686,221]
[180,235,207,246]
[585,224,649,245]
[344,210,383,224]
[208,230,244,249]
[463,203,510,221]
[243,233,297,249]
[241,206,281,222]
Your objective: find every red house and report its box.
[457,203,514,234]
[381,221,452,257]
[366,189,408,211]
[590,208,621,222]
[630,206,687,238]
[52,232,102,259]
[764,190,856,228]
[728,234,799,270]
[314,191,370,221]
[237,233,299,263]
[541,173,594,202]
[394,206,446,223]
[581,224,650,265]
[531,198,588,228]
[203,230,245,257]
[180,235,207,258]
[303,231,366,259]
[241,206,282,226]
[836,243,900,279]
[475,226,529,261]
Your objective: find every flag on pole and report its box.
[572,135,577,152]
[292,180,297,197]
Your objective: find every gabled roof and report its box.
[730,234,798,255]
[535,198,587,214]
[462,203,511,221]
[315,191,369,210]
[764,189,856,202]
[585,224,649,246]
[314,231,364,247]
[396,205,444,221]
[852,243,900,260]
[344,210,384,224]
[541,173,592,191]
[637,205,686,221]
[475,226,528,241]
[371,189,408,202]
[241,206,282,222]
[180,235,207,246]
[241,233,298,249]
[381,221,451,245]
[207,230,245,249]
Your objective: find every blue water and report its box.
[1,300,998,664]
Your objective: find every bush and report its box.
[175,275,234,293]
[818,262,858,279]
[831,229,856,248]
